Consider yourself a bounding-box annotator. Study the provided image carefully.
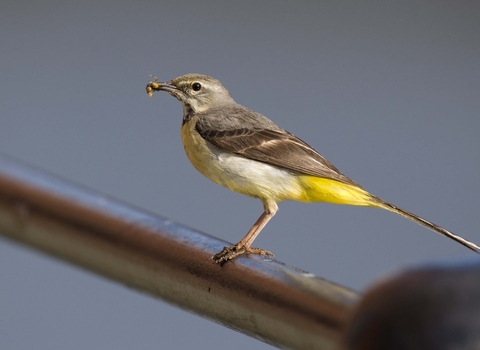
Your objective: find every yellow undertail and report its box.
[297,175,480,253]
[297,175,376,206]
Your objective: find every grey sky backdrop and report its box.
[1,1,479,349]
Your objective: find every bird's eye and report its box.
[192,82,202,91]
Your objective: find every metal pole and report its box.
[0,155,357,350]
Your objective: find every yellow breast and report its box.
[180,117,306,202]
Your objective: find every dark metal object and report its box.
[344,262,480,350]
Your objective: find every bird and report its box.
[146,73,480,264]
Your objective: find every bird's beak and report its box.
[146,79,179,98]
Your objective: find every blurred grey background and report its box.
[1,1,479,349]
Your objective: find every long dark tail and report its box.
[371,196,480,253]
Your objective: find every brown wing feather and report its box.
[194,106,360,187]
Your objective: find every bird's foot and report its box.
[213,244,274,265]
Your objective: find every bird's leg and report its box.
[213,200,278,264]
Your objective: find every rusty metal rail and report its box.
[0,155,357,349]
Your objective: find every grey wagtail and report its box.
[146,73,480,264]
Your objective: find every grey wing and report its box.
[195,106,360,187]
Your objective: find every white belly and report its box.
[181,117,304,202]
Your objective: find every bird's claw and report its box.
[213,245,274,265]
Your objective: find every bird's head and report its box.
[147,74,235,114]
